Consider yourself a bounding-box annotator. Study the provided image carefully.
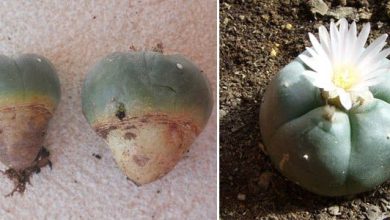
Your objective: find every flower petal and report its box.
[338,18,349,59]
[356,34,388,64]
[362,69,389,81]
[338,89,352,110]
[359,48,390,71]
[318,26,331,56]
[304,47,333,75]
[309,33,331,62]
[302,70,335,90]
[299,54,331,74]
[330,21,340,62]
[355,22,370,55]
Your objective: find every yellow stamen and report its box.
[332,66,359,90]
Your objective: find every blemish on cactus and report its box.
[322,105,335,121]
[133,155,150,167]
[124,132,136,140]
[115,102,126,120]
[279,154,289,171]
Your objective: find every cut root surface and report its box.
[1,147,52,197]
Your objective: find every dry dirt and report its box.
[220,0,390,219]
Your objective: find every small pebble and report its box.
[237,193,246,201]
[261,14,270,22]
[377,21,384,29]
[223,2,231,10]
[223,17,229,25]
[219,109,227,118]
[328,205,341,216]
[307,0,329,16]
[327,7,357,20]
[386,1,390,19]
[339,0,347,6]
[365,205,381,220]
[358,8,372,21]
[359,0,369,7]
[258,142,267,154]
[270,48,277,57]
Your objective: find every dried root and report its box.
[1,147,52,197]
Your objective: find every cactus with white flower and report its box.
[260,18,390,196]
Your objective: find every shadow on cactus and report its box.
[260,18,390,196]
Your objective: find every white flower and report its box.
[299,18,390,110]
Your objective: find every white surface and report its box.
[0,1,217,219]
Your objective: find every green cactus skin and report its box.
[260,58,390,197]
[82,52,213,185]
[0,54,61,170]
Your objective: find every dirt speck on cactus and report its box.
[152,42,164,53]
[115,102,126,120]
[132,155,150,167]
[278,154,289,171]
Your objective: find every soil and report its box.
[2,147,52,197]
[220,0,390,219]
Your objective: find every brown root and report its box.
[0,103,53,170]
[2,147,52,197]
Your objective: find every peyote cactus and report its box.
[82,51,213,185]
[0,54,61,171]
[260,19,390,196]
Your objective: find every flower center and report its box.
[332,66,359,90]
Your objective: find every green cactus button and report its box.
[0,54,60,171]
[82,51,213,185]
[260,19,390,196]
